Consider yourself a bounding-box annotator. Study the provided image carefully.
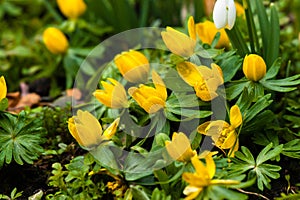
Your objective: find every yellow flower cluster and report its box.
[161,16,229,58]
[93,50,167,114]
[164,131,240,199]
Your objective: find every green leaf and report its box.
[216,53,243,82]
[266,4,280,67]
[0,98,8,111]
[253,0,269,63]
[130,185,150,200]
[243,94,273,124]
[282,139,300,159]
[0,111,46,167]
[166,106,212,119]
[256,143,283,165]
[225,81,249,100]
[263,58,281,80]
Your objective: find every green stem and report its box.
[139,0,150,27]
[226,25,249,57]
[42,0,63,23]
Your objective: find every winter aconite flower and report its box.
[114,50,150,83]
[177,61,224,101]
[57,0,87,19]
[68,110,120,149]
[128,71,167,114]
[195,20,230,48]
[243,54,267,82]
[93,78,129,109]
[43,27,69,54]
[213,0,236,30]
[197,105,242,157]
[161,22,196,57]
[0,76,7,101]
[182,154,240,200]
[165,132,197,163]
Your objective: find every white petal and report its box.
[227,0,236,29]
[183,186,201,195]
[213,0,228,29]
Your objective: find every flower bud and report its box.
[243,54,266,81]
[114,50,150,83]
[57,0,87,19]
[43,27,69,54]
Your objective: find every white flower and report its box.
[213,0,236,30]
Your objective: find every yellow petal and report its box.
[230,105,242,128]
[93,79,128,108]
[211,63,224,85]
[183,186,202,200]
[142,96,165,113]
[152,70,167,101]
[161,27,196,57]
[195,20,230,48]
[182,172,208,187]
[220,130,237,149]
[177,62,203,86]
[68,110,103,148]
[103,117,120,139]
[165,132,196,162]
[188,16,196,40]
[205,154,216,179]
[114,50,150,83]
[191,155,210,180]
[57,0,87,19]
[197,121,211,135]
[0,76,7,100]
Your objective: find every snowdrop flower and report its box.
[213,0,236,30]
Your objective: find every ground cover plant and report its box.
[1,0,300,199]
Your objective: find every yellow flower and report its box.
[197,105,242,157]
[161,25,196,57]
[195,20,230,48]
[43,27,69,54]
[182,154,240,200]
[114,50,150,83]
[68,110,120,149]
[128,71,167,114]
[57,0,87,19]
[243,54,267,82]
[93,78,128,109]
[0,76,7,101]
[177,61,224,101]
[165,132,197,162]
